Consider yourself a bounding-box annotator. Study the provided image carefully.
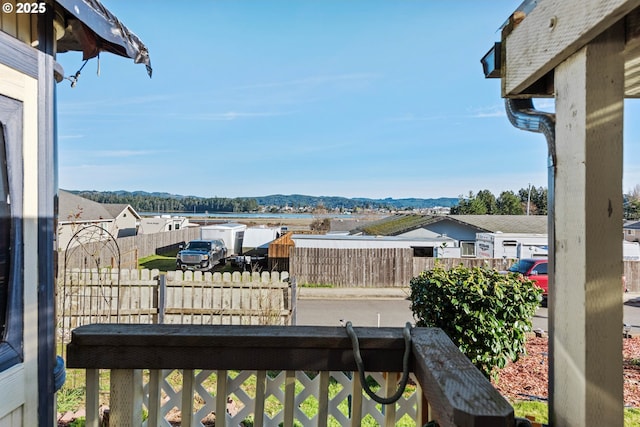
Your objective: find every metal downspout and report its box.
[504,97,556,424]
[504,97,555,265]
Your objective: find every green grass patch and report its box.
[138,254,176,271]
[300,283,334,288]
[57,387,86,413]
[511,401,640,426]
[138,255,239,273]
[512,400,548,424]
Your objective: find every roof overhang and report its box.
[55,0,151,77]
[483,0,640,97]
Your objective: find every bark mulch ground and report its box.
[493,336,640,406]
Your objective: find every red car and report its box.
[508,258,548,296]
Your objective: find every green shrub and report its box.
[409,263,542,378]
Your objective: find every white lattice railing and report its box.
[94,369,422,427]
[67,324,515,427]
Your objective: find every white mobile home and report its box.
[292,234,457,256]
[138,215,192,234]
[475,232,548,259]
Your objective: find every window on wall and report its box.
[0,93,23,372]
[0,125,8,339]
[413,246,434,257]
[460,241,475,257]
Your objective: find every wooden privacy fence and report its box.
[57,268,295,348]
[290,247,414,287]
[289,247,512,287]
[290,247,640,291]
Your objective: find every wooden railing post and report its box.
[110,369,143,427]
[181,369,195,427]
[290,277,297,325]
[146,369,162,427]
[157,274,166,324]
[85,368,100,427]
[349,373,363,427]
[215,369,227,427]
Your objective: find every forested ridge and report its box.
[67,186,640,218]
[68,190,459,212]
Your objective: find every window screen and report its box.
[0,125,9,339]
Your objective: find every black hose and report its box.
[345,321,413,405]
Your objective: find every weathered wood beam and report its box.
[551,24,624,426]
[624,8,640,96]
[503,0,640,96]
[411,328,513,427]
[66,324,408,372]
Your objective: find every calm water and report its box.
[139,212,366,220]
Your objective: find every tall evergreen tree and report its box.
[497,191,524,215]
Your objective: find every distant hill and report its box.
[67,190,458,212]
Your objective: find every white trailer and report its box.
[242,226,283,254]
[200,223,246,256]
[517,242,549,258]
[475,232,548,259]
[624,241,640,260]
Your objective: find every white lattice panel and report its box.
[138,369,420,427]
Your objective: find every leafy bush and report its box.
[409,264,542,378]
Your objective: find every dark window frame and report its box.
[412,246,434,257]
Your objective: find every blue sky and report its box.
[55,1,640,200]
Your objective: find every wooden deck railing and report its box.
[66,324,514,427]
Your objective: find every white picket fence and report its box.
[57,269,295,346]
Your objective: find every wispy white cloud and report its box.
[471,107,506,118]
[93,150,164,158]
[386,105,507,122]
[185,111,291,121]
[58,94,178,117]
[58,134,85,140]
[235,73,380,91]
[386,113,447,122]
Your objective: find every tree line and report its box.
[450,187,547,215]
[74,191,259,213]
[453,185,640,220]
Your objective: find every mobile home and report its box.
[138,215,192,234]
[475,232,548,259]
[292,234,457,256]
